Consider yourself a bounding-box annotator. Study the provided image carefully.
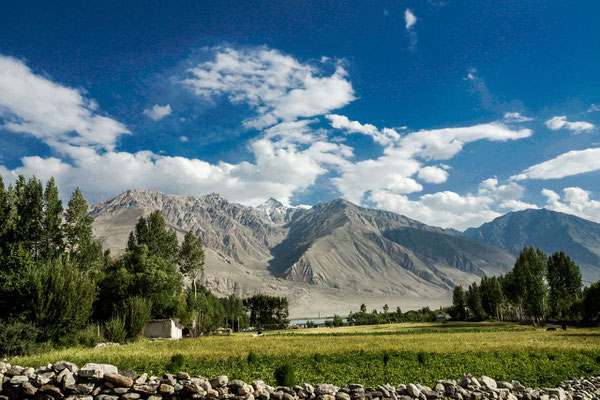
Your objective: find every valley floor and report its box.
[12,322,600,388]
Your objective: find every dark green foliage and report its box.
[247,351,259,364]
[41,177,64,259]
[480,277,503,320]
[123,296,153,340]
[274,362,296,386]
[104,314,127,344]
[450,286,467,320]
[243,294,289,330]
[547,251,582,320]
[332,314,344,327]
[466,283,485,320]
[72,325,102,348]
[167,353,185,374]
[583,282,600,323]
[127,211,179,262]
[0,320,40,357]
[25,256,97,342]
[179,229,205,299]
[306,320,316,328]
[383,352,390,367]
[313,353,324,362]
[348,304,438,325]
[65,187,102,268]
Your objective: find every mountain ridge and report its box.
[90,189,517,316]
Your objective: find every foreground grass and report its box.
[10,322,600,388]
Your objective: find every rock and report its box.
[337,392,352,400]
[178,371,191,380]
[407,384,421,398]
[9,375,29,385]
[135,373,148,384]
[498,382,513,390]
[95,395,119,400]
[36,371,56,385]
[23,381,38,396]
[121,393,141,400]
[54,361,79,373]
[69,383,95,395]
[480,376,498,390]
[211,375,229,388]
[40,383,65,398]
[78,363,118,380]
[207,388,220,397]
[547,388,566,400]
[133,383,159,394]
[421,388,439,399]
[159,383,175,394]
[316,384,338,396]
[104,372,134,387]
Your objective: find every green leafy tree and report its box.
[450,285,467,320]
[179,229,205,299]
[65,187,102,269]
[583,282,600,323]
[480,276,503,320]
[25,256,97,341]
[547,251,582,321]
[466,282,486,320]
[127,211,179,262]
[42,177,64,259]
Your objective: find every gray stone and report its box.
[36,371,56,385]
[104,372,134,387]
[406,384,421,398]
[9,375,29,385]
[62,372,77,389]
[54,361,79,373]
[23,381,38,395]
[78,363,118,379]
[159,383,175,394]
[121,393,141,400]
[316,384,338,396]
[135,373,147,384]
[133,383,159,394]
[69,383,95,395]
[178,371,191,380]
[211,375,229,388]
[498,382,513,390]
[480,376,497,390]
[95,395,119,400]
[337,392,351,400]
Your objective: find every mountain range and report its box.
[90,189,514,317]
[463,208,600,284]
[90,190,600,316]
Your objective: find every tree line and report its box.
[344,303,448,326]
[451,246,600,324]
[0,175,288,357]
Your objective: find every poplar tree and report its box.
[42,177,64,259]
[547,251,582,320]
[179,229,205,299]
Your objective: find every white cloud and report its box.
[181,47,355,129]
[326,114,400,146]
[404,9,417,29]
[143,104,172,121]
[503,112,533,123]
[179,136,189,142]
[0,55,130,151]
[542,187,600,222]
[513,147,600,180]
[587,104,600,113]
[417,166,448,184]
[545,116,595,133]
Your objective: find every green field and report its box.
[10,322,600,388]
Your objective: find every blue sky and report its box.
[1,0,600,230]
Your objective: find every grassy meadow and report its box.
[9,322,600,388]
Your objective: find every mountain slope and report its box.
[90,189,516,316]
[463,208,600,283]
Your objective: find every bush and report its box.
[75,325,103,347]
[104,314,127,343]
[274,362,296,386]
[123,296,152,340]
[25,257,96,342]
[0,320,40,357]
[247,351,259,364]
[313,353,324,362]
[167,353,185,374]
[306,320,316,328]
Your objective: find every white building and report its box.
[143,318,183,339]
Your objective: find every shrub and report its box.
[313,353,324,362]
[247,351,259,364]
[383,352,390,367]
[25,257,96,342]
[274,362,296,386]
[104,314,127,343]
[123,296,152,340]
[417,351,429,365]
[0,320,40,357]
[306,320,316,328]
[167,353,185,374]
[75,325,103,347]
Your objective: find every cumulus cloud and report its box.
[179,136,189,142]
[181,47,355,129]
[143,104,172,121]
[0,55,130,151]
[542,187,600,222]
[545,116,595,133]
[404,9,417,29]
[513,147,600,181]
[326,114,400,146]
[417,166,448,184]
[503,112,533,123]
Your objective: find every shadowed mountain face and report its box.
[463,208,600,283]
[90,189,516,316]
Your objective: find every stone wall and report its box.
[0,361,598,400]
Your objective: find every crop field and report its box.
[10,322,600,388]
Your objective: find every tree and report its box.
[127,211,179,262]
[360,303,367,313]
[0,175,10,243]
[42,177,64,259]
[466,282,485,320]
[480,277,503,320]
[583,282,600,323]
[244,294,289,329]
[547,251,582,321]
[179,229,205,299]
[25,256,96,341]
[450,285,467,320]
[65,187,101,269]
